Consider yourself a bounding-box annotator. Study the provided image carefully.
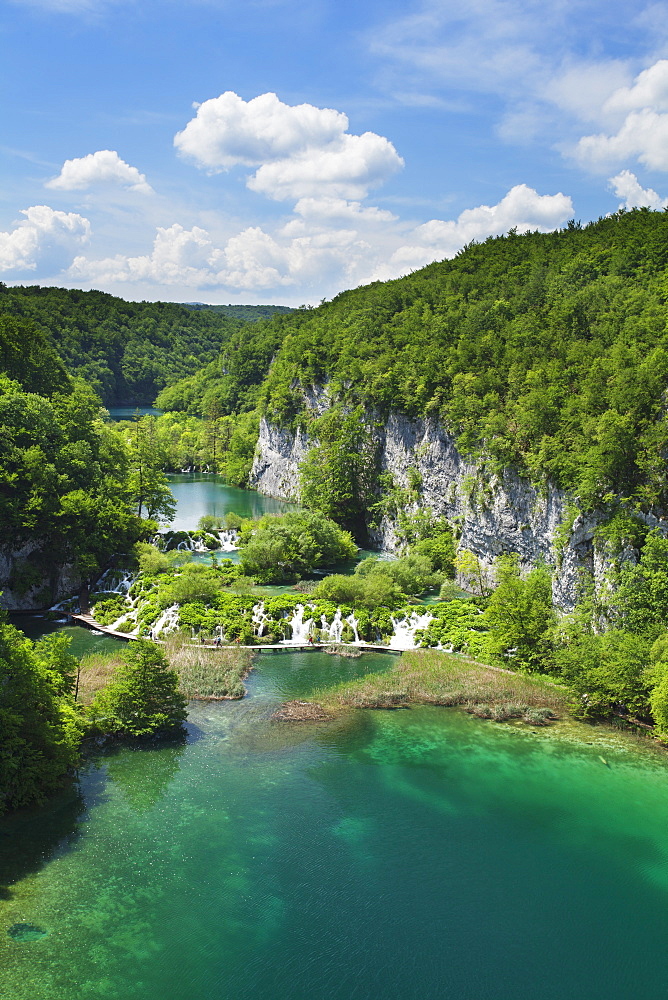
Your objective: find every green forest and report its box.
[7,208,668,815]
[0,284,246,405]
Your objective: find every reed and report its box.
[162,633,254,699]
[76,651,125,705]
[314,649,568,723]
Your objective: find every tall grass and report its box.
[76,651,125,705]
[163,634,254,699]
[314,649,568,723]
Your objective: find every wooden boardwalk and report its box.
[68,613,402,653]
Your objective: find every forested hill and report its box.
[181,303,293,323]
[258,209,668,511]
[0,285,246,405]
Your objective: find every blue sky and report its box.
[3,0,668,304]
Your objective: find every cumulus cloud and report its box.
[577,108,668,171]
[370,184,573,281]
[0,205,90,272]
[174,91,403,201]
[603,60,668,116]
[67,182,572,296]
[575,60,668,171]
[46,149,153,193]
[609,169,668,210]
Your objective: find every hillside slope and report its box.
[259,209,668,512]
[0,284,245,405]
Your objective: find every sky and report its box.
[3,0,668,305]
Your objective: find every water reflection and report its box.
[96,737,187,814]
[0,783,86,901]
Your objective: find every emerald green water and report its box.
[166,473,297,531]
[2,650,668,999]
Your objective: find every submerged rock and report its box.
[7,923,48,942]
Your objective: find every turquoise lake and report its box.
[2,649,668,1000]
[4,478,668,998]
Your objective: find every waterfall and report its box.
[152,604,180,638]
[217,529,239,552]
[345,612,361,644]
[95,568,136,595]
[281,604,315,644]
[252,602,271,637]
[389,611,433,650]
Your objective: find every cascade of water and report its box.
[252,602,271,637]
[389,611,433,651]
[95,568,136,595]
[327,609,344,643]
[281,604,315,644]
[152,604,180,638]
[217,529,239,552]
[345,612,361,644]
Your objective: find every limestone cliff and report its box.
[0,541,82,611]
[250,402,665,611]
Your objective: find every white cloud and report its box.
[175,92,346,169]
[67,183,572,296]
[370,184,573,281]
[603,60,668,116]
[69,224,217,286]
[577,108,668,171]
[174,91,403,202]
[0,205,90,272]
[609,169,668,210]
[46,149,153,193]
[575,60,668,172]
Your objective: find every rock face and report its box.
[0,540,82,611]
[250,400,665,611]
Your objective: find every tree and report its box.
[127,415,176,522]
[0,622,82,815]
[484,556,556,670]
[89,640,187,738]
[454,549,493,598]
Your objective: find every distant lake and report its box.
[105,406,163,421]
[165,472,297,531]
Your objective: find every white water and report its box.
[252,602,271,637]
[157,529,239,554]
[152,604,180,638]
[281,604,315,645]
[94,568,136,595]
[389,611,433,650]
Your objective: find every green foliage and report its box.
[0,622,82,815]
[299,405,377,532]
[0,346,143,580]
[354,553,440,596]
[135,542,170,575]
[89,639,186,737]
[483,556,557,670]
[608,531,668,639]
[258,209,668,510]
[454,549,493,597]
[180,303,293,323]
[167,564,223,606]
[238,510,357,583]
[555,629,651,718]
[0,284,245,404]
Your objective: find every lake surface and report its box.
[2,650,668,1000]
[105,406,163,421]
[166,472,297,531]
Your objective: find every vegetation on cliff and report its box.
[256,209,668,513]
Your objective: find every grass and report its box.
[162,633,254,699]
[313,649,569,724]
[76,651,125,705]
